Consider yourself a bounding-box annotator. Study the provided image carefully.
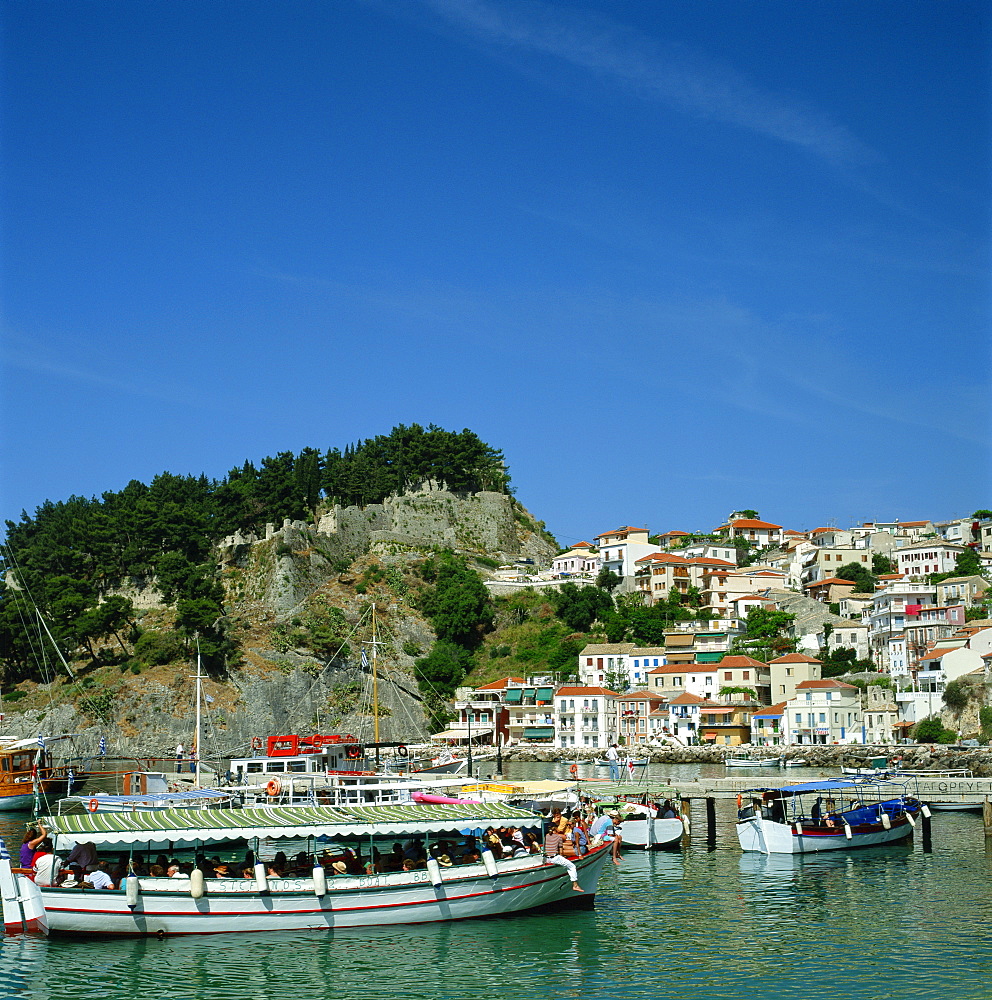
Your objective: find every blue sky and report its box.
[2,0,989,547]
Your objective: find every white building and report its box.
[578,643,664,690]
[555,685,620,749]
[550,542,599,579]
[785,679,863,745]
[594,526,661,583]
[896,540,967,581]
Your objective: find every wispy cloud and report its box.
[420,0,876,167]
[1,331,220,410]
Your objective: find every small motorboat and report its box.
[725,752,781,768]
[735,777,926,854]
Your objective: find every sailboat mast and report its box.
[194,639,203,790]
[371,603,379,745]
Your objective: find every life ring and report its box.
[251,737,262,752]
[395,744,408,759]
[345,745,363,760]
[88,798,100,813]
[736,794,742,810]
[311,735,324,749]
[265,778,282,797]
[569,764,579,777]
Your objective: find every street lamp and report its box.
[467,711,473,777]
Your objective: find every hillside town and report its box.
[450,512,992,751]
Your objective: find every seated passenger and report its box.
[32,840,63,887]
[86,861,116,890]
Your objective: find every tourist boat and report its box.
[0,737,80,812]
[782,758,809,769]
[0,802,613,937]
[725,751,781,768]
[735,778,927,854]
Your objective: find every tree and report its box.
[836,562,876,593]
[549,583,613,632]
[913,716,956,744]
[872,553,896,576]
[943,679,970,714]
[417,555,493,650]
[734,510,760,520]
[595,568,622,593]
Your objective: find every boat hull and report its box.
[619,816,684,850]
[736,814,916,854]
[7,848,611,937]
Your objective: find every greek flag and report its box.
[99,736,107,755]
[361,648,369,671]
[36,735,45,750]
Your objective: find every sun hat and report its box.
[331,861,348,874]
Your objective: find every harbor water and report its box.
[2,760,991,1000]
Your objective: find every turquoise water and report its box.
[2,762,990,1000]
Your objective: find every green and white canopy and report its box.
[42,803,544,848]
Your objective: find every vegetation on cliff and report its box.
[0,425,510,684]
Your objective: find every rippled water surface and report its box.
[2,761,990,1000]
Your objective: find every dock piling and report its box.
[705,797,716,851]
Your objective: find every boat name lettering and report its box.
[358,876,381,888]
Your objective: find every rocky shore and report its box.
[500,743,992,777]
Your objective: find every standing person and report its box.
[20,825,47,869]
[606,743,621,783]
[175,743,184,773]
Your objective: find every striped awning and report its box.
[40,803,544,848]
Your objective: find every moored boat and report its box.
[596,797,685,850]
[0,737,80,812]
[0,802,612,937]
[735,778,927,854]
[725,751,781,769]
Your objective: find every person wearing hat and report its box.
[436,854,453,867]
[330,861,348,876]
[211,863,231,879]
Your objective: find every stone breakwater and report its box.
[501,744,992,777]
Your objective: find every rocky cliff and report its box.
[0,488,555,761]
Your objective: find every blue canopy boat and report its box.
[735,777,928,855]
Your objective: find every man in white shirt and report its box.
[606,743,620,782]
[85,862,115,890]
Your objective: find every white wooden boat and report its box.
[606,802,684,850]
[726,752,781,769]
[0,803,612,937]
[735,778,926,854]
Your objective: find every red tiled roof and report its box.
[769,653,822,664]
[669,692,710,705]
[918,647,962,661]
[475,676,526,690]
[795,679,858,690]
[595,526,646,539]
[752,701,790,717]
[555,686,622,696]
[806,577,858,588]
[731,519,782,529]
[720,655,769,668]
